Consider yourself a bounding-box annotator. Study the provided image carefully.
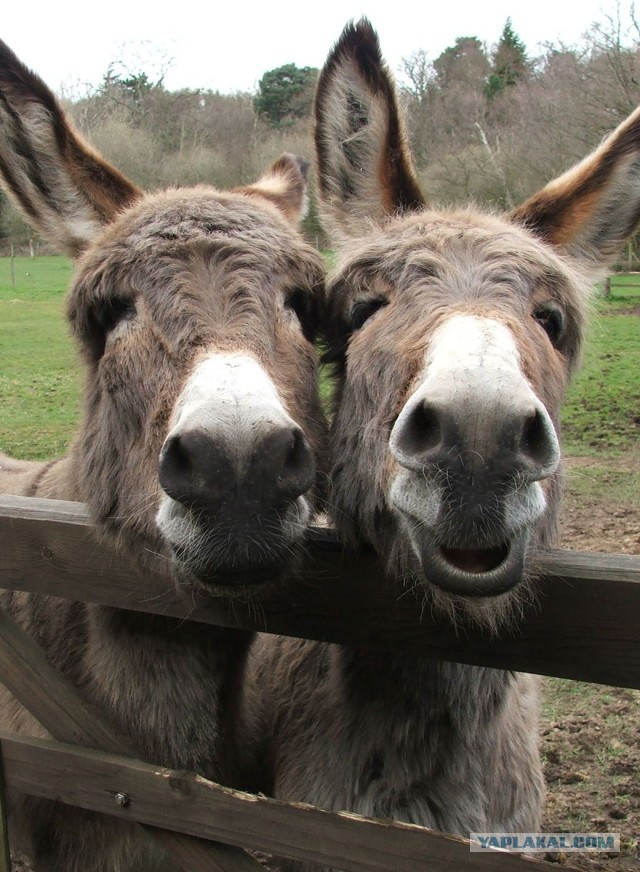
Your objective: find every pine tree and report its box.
[486,19,529,99]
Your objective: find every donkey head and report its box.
[0,42,326,594]
[317,21,640,620]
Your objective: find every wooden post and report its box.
[0,755,11,872]
[0,748,11,872]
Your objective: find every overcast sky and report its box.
[3,1,625,95]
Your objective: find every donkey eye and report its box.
[533,305,564,346]
[96,297,137,336]
[89,297,137,359]
[285,288,317,341]
[350,298,388,331]
[285,288,311,321]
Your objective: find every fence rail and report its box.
[0,731,541,872]
[604,271,640,296]
[1,495,638,689]
[0,493,638,870]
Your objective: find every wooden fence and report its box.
[604,271,640,296]
[0,493,638,871]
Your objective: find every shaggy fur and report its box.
[0,41,326,872]
[240,20,640,871]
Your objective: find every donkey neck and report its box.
[86,605,254,781]
[336,646,513,733]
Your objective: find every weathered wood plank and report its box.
[1,495,638,688]
[0,608,132,753]
[0,732,577,872]
[0,607,264,872]
[0,496,90,525]
[0,749,10,872]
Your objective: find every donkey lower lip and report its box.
[171,543,287,591]
[192,561,286,591]
[418,530,528,597]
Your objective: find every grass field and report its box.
[0,256,79,459]
[1,255,639,484]
[562,297,640,454]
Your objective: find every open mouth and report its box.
[418,530,528,597]
[440,543,510,574]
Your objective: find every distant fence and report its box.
[0,494,638,871]
[604,272,640,297]
[0,241,49,259]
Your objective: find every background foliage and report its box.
[3,8,640,256]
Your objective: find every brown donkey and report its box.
[241,20,640,869]
[0,42,326,871]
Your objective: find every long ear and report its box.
[0,40,142,258]
[511,106,640,276]
[236,153,310,226]
[314,18,425,241]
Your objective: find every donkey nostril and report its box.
[159,433,196,502]
[277,427,315,498]
[396,400,443,461]
[520,408,557,472]
[285,428,307,473]
[166,434,190,472]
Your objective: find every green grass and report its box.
[0,255,81,459]
[561,298,640,455]
[1,256,638,471]
[564,462,640,505]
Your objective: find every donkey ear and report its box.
[237,153,311,226]
[0,40,142,258]
[314,19,426,241]
[510,106,640,276]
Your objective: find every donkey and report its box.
[240,20,640,869]
[0,41,326,872]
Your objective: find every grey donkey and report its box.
[239,19,640,871]
[0,39,326,872]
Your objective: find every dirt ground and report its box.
[540,459,640,870]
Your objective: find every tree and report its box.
[402,37,490,169]
[401,49,432,99]
[113,70,156,104]
[254,64,318,127]
[0,189,33,249]
[98,65,164,115]
[486,19,529,99]
[433,37,490,89]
